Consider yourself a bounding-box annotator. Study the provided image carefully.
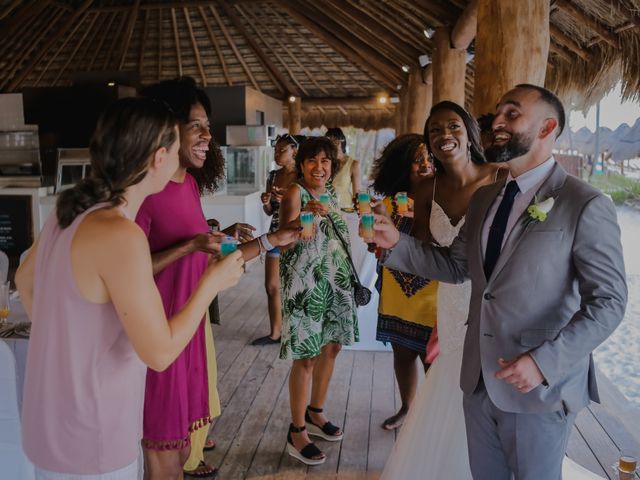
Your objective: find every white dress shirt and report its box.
[481,157,556,259]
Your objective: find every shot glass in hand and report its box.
[300,212,315,241]
[0,282,10,325]
[360,213,375,242]
[357,191,372,214]
[220,236,239,256]
[319,193,330,208]
[395,192,408,215]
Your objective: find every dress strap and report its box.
[432,175,437,202]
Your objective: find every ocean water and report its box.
[594,205,640,410]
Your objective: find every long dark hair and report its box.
[424,101,485,173]
[56,97,177,228]
[370,134,424,196]
[139,76,225,195]
[295,137,339,179]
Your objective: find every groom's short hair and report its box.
[515,84,566,138]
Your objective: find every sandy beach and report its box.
[594,205,640,410]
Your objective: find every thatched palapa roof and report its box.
[0,0,638,130]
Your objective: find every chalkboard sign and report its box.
[0,195,33,262]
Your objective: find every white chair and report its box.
[0,250,8,284]
[0,341,35,479]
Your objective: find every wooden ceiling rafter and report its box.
[549,41,575,63]
[74,9,109,73]
[281,0,402,89]
[273,7,369,96]
[170,8,183,78]
[337,0,423,62]
[35,11,97,86]
[549,24,590,61]
[86,11,116,70]
[0,6,67,91]
[157,8,163,80]
[320,0,416,69]
[0,0,53,46]
[255,6,330,96]
[218,2,293,96]
[183,7,207,86]
[554,0,619,49]
[198,6,232,86]
[239,5,312,96]
[53,13,99,85]
[90,0,262,14]
[138,9,150,76]
[0,3,51,69]
[117,0,141,70]
[0,0,22,21]
[208,4,261,91]
[410,0,456,27]
[101,10,127,70]
[354,0,426,48]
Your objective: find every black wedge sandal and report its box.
[286,424,326,466]
[305,405,344,442]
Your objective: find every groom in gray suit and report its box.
[373,84,627,479]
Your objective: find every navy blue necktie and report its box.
[484,180,520,279]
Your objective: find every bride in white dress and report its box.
[381,101,603,480]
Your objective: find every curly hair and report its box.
[370,134,425,197]
[139,76,225,195]
[424,101,486,173]
[295,137,339,180]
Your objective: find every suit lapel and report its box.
[488,163,568,282]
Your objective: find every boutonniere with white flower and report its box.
[525,197,555,225]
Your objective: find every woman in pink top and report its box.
[15,97,245,479]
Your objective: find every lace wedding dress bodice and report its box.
[429,201,471,355]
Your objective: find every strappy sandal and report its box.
[286,424,326,466]
[305,405,344,442]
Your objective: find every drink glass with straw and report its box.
[360,213,375,242]
[220,236,238,256]
[616,453,637,480]
[395,191,408,215]
[300,211,315,241]
[0,282,10,326]
[358,191,372,214]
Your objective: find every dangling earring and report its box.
[467,143,471,163]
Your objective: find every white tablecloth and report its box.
[341,212,390,352]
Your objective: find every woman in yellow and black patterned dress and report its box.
[371,134,437,430]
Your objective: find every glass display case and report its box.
[224,146,273,195]
[0,128,41,187]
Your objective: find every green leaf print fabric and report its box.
[279,184,359,360]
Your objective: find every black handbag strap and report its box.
[297,183,363,285]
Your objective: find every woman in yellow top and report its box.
[325,127,361,209]
[370,134,437,430]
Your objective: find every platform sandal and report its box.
[286,424,326,466]
[305,405,344,442]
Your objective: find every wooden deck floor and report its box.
[206,262,639,480]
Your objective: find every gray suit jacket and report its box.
[384,163,627,414]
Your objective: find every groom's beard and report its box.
[485,131,534,163]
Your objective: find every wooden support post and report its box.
[473,0,549,116]
[405,69,432,135]
[288,97,301,134]
[432,26,467,106]
[395,90,408,135]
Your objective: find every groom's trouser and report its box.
[463,380,576,480]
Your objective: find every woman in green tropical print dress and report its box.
[278,136,359,466]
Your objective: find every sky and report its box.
[569,82,640,132]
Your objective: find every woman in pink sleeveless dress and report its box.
[16,97,245,479]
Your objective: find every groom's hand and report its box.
[372,214,400,249]
[495,354,545,394]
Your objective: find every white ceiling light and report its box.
[419,54,431,67]
[423,28,435,39]
[401,65,410,73]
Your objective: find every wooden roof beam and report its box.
[75,11,110,72]
[157,9,163,80]
[549,24,590,61]
[300,96,389,107]
[117,0,141,70]
[0,0,52,41]
[549,41,575,63]
[1,7,66,90]
[198,6,232,86]
[7,0,93,92]
[218,2,294,96]
[237,5,308,96]
[53,13,99,85]
[0,0,22,21]
[183,8,207,86]
[170,8,183,77]
[102,11,127,70]
[138,10,150,76]
[86,12,116,70]
[281,0,402,88]
[208,5,260,91]
[554,0,618,49]
[450,0,478,49]
[90,0,263,13]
